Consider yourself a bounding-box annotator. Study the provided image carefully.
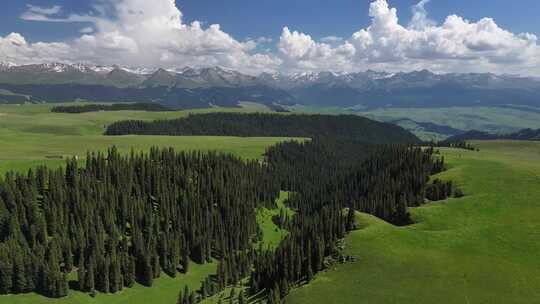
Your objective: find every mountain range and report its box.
[1,62,540,109]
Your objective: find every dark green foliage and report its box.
[104,113,420,144]
[432,140,477,151]
[51,103,172,114]
[0,147,279,297]
[426,179,454,201]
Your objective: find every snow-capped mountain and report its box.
[143,66,257,88]
[0,61,17,71]
[1,62,540,109]
[258,70,396,90]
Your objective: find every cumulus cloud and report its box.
[278,27,355,72]
[4,0,540,75]
[11,0,279,74]
[409,0,435,30]
[278,0,540,75]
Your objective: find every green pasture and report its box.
[0,103,291,174]
[287,140,540,303]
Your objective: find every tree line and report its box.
[104,113,421,144]
[51,103,172,114]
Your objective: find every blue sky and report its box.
[2,0,539,43]
[1,0,539,76]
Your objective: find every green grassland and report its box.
[0,103,294,174]
[361,106,540,135]
[287,140,540,303]
[256,191,294,250]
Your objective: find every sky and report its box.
[1,0,540,76]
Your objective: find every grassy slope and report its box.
[288,140,540,304]
[291,105,540,141]
[361,107,540,134]
[0,103,294,174]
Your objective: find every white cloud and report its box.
[79,27,94,34]
[12,0,279,74]
[320,36,344,43]
[409,0,435,30]
[20,4,68,21]
[4,0,540,76]
[278,0,540,75]
[256,37,273,44]
[278,27,355,72]
[25,4,62,15]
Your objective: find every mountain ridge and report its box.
[1,62,540,109]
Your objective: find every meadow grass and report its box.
[287,140,540,303]
[360,106,540,134]
[256,191,294,250]
[0,103,295,175]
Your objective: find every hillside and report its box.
[287,141,540,303]
[446,128,540,142]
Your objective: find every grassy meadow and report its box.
[287,140,540,303]
[0,103,296,174]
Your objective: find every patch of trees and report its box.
[431,140,477,151]
[51,103,172,113]
[0,147,279,297]
[104,113,420,144]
